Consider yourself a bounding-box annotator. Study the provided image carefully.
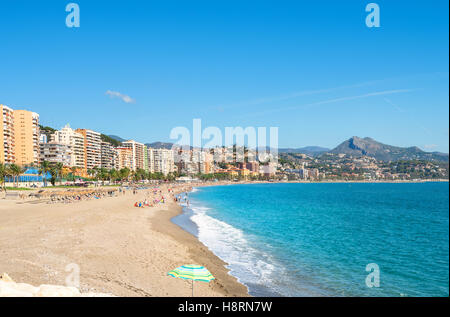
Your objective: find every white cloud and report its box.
[105,90,135,104]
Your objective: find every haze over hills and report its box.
[328,136,449,162]
[107,134,448,162]
[278,146,329,156]
[145,142,176,149]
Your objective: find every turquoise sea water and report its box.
[181,182,449,297]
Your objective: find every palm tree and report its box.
[98,167,108,186]
[39,161,51,187]
[119,167,131,182]
[0,163,8,192]
[70,167,78,183]
[8,164,24,188]
[92,167,99,182]
[55,162,64,185]
[49,167,58,186]
[109,168,118,184]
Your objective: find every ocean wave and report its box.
[189,202,284,295]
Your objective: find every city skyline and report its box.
[0,1,448,152]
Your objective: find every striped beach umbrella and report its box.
[168,265,215,296]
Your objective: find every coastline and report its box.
[0,184,249,297]
[168,180,450,297]
[1,180,447,297]
[153,195,250,297]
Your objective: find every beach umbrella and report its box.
[167,265,215,296]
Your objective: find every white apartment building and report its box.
[40,142,72,166]
[101,141,119,170]
[0,104,15,164]
[153,148,175,176]
[147,147,155,173]
[52,124,86,169]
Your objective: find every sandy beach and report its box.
[0,184,249,297]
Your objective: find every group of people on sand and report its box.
[133,186,168,208]
[48,189,117,204]
[134,199,154,208]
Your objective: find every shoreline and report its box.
[153,192,250,297]
[0,184,249,297]
[1,180,447,297]
[166,179,450,297]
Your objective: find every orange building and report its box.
[75,129,102,170]
[116,147,134,170]
[13,110,40,166]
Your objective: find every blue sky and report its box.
[0,0,448,152]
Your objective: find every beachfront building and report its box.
[101,141,119,170]
[191,150,213,174]
[76,129,102,170]
[116,147,134,170]
[122,140,145,171]
[13,109,40,166]
[143,146,149,172]
[260,163,277,177]
[40,142,72,166]
[153,148,175,176]
[147,147,155,173]
[52,124,86,170]
[245,161,260,173]
[309,168,319,180]
[0,104,15,164]
[299,168,309,179]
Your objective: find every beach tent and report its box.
[167,265,215,296]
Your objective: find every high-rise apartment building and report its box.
[147,147,155,173]
[122,140,145,171]
[116,147,134,170]
[76,129,102,170]
[13,110,40,166]
[153,148,175,176]
[0,104,15,164]
[52,124,86,170]
[40,142,72,166]
[101,141,119,170]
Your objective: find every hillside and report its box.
[278,146,329,156]
[328,136,449,162]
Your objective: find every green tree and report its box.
[54,162,64,185]
[8,164,24,188]
[70,167,78,182]
[49,167,58,186]
[0,163,9,191]
[119,168,131,182]
[39,161,51,187]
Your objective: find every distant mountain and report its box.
[146,142,175,149]
[108,135,126,143]
[329,136,449,162]
[101,134,122,147]
[279,146,329,156]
